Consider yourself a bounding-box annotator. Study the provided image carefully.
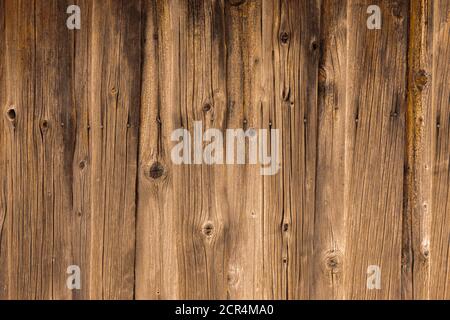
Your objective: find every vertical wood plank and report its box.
[260,0,284,299]
[1,0,40,299]
[282,0,320,299]
[260,0,320,300]
[314,0,348,299]
[0,0,8,298]
[0,0,7,298]
[344,0,408,299]
[34,0,74,299]
[0,0,142,299]
[69,0,92,300]
[136,0,183,299]
[87,0,141,299]
[222,0,264,299]
[136,0,265,299]
[404,0,433,300]
[403,0,450,300]
[429,0,450,300]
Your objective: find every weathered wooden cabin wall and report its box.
[0,0,449,299]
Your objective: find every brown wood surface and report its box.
[0,0,449,299]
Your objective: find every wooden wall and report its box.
[0,0,449,299]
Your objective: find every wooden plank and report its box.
[87,0,141,299]
[0,0,142,300]
[136,0,265,299]
[0,0,8,298]
[34,0,75,299]
[136,0,184,299]
[278,0,321,299]
[404,0,450,300]
[313,0,348,299]
[259,0,321,300]
[429,0,450,300]
[1,0,43,299]
[404,0,434,300]
[344,0,408,299]
[70,0,92,300]
[0,0,9,299]
[260,0,284,299]
[221,0,264,299]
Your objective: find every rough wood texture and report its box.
[404,0,450,300]
[0,0,449,300]
[0,0,141,299]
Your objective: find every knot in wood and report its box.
[40,119,49,133]
[324,250,342,273]
[203,103,211,112]
[79,160,87,170]
[202,221,215,237]
[420,242,430,261]
[148,162,164,180]
[280,31,289,44]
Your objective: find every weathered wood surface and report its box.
[0,0,449,300]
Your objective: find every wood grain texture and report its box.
[404,0,450,300]
[344,0,408,299]
[314,0,347,299]
[0,0,449,300]
[428,0,450,299]
[0,0,142,299]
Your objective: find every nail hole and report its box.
[203,103,211,112]
[311,41,319,51]
[40,120,50,132]
[6,108,16,120]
